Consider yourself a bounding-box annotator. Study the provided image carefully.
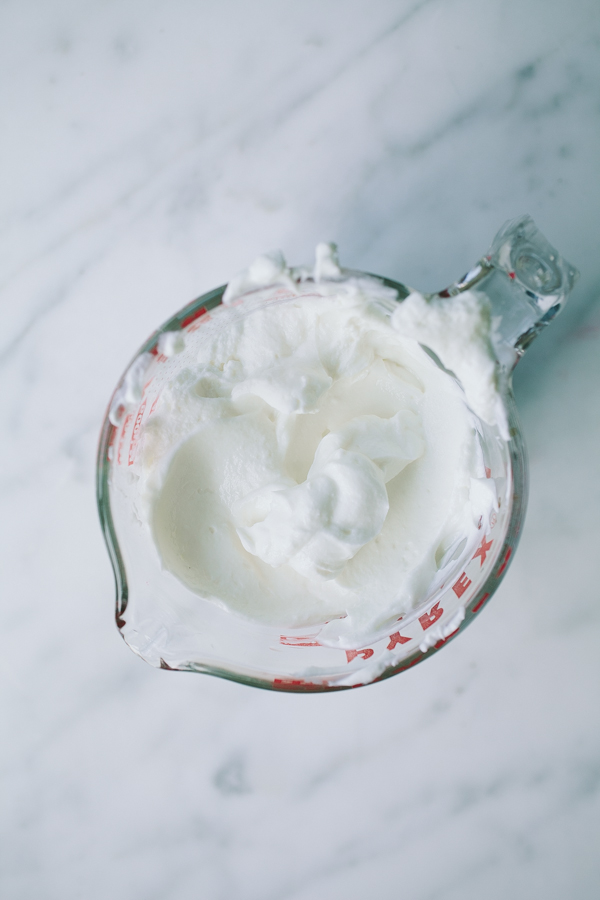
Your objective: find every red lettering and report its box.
[419,602,444,630]
[345,648,374,663]
[473,534,493,567]
[452,572,472,599]
[387,632,412,650]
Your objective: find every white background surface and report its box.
[1,2,599,897]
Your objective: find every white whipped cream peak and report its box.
[313,242,343,281]
[222,242,343,305]
[222,249,295,304]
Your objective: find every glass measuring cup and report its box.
[97,216,578,691]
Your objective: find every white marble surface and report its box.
[1,1,600,897]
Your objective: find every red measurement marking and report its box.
[452,572,472,599]
[188,318,210,333]
[496,547,512,576]
[181,306,207,329]
[269,288,297,301]
[345,648,374,663]
[433,625,463,650]
[117,413,133,466]
[472,592,490,614]
[397,657,421,673]
[280,635,320,647]
[149,394,160,416]
[272,678,324,691]
[419,602,444,630]
[473,534,493,567]
[128,399,147,466]
[490,510,497,528]
[485,466,492,478]
[387,631,412,650]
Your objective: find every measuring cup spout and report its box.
[436,215,579,369]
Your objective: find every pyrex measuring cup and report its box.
[97,216,578,691]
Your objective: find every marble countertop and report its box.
[1,2,599,897]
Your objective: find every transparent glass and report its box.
[97,216,578,691]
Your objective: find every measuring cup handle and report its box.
[436,215,579,368]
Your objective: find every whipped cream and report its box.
[390,289,508,438]
[234,408,424,581]
[133,245,502,647]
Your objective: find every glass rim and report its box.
[96,275,527,692]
